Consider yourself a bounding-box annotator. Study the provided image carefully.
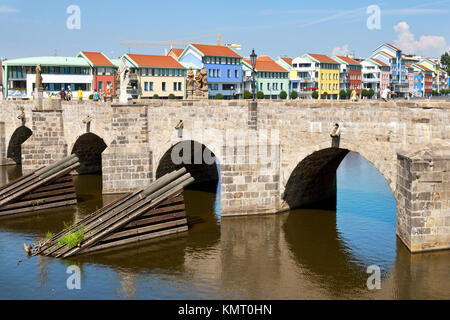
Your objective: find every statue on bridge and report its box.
[330,123,340,148]
[119,57,132,104]
[35,64,43,90]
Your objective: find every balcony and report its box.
[362,77,380,83]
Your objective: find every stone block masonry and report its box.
[0,99,449,252]
[396,141,450,252]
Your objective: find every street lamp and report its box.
[250,49,257,101]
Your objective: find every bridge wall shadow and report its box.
[7,126,33,164]
[71,133,107,175]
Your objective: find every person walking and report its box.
[381,87,396,102]
[350,89,357,101]
[67,86,72,101]
[60,88,66,101]
[94,90,99,101]
[78,88,83,101]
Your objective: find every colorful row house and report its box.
[360,58,390,98]
[371,43,408,97]
[411,63,434,97]
[177,44,242,99]
[123,54,187,99]
[77,51,116,95]
[241,56,289,99]
[333,56,362,93]
[290,54,340,99]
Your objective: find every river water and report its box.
[0,152,448,299]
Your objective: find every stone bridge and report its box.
[0,99,449,253]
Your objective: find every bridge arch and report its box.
[282,146,396,210]
[155,140,220,191]
[7,125,33,164]
[71,132,107,174]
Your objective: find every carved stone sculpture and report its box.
[194,70,202,90]
[187,67,194,91]
[35,64,43,89]
[119,57,131,104]
[201,66,208,89]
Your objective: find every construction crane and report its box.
[120,33,242,50]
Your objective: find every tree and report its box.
[153,94,159,99]
[243,90,252,99]
[339,89,347,99]
[256,91,265,99]
[346,89,352,98]
[279,90,287,99]
[168,93,175,99]
[290,91,298,99]
[368,89,375,99]
[322,91,328,99]
[215,93,224,100]
[361,89,368,98]
[441,51,450,76]
[311,91,318,99]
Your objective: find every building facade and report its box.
[301,54,340,99]
[177,44,242,99]
[371,43,408,97]
[2,56,93,99]
[361,58,390,98]
[124,54,186,99]
[290,56,318,99]
[78,51,116,95]
[241,56,289,99]
[333,56,362,94]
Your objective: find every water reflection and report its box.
[0,152,449,299]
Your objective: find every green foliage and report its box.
[361,89,368,97]
[368,89,375,98]
[279,90,287,99]
[152,94,159,99]
[431,90,438,96]
[243,90,252,99]
[322,91,328,99]
[58,226,85,248]
[339,89,347,99]
[46,232,54,240]
[311,91,318,99]
[290,91,298,99]
[214,93,224,100]
[441,51,450,76]
[168,93,175,99]
[346,89,352,98]
[88,94,93,100]
[256,91,265,99]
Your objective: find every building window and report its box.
[173,82,177,91]
[162,82,166,91]
[235,70,238,78]
[228,69,231,78]
[144,82,149,91]
[150,82,153,91]
[178,82,181,91]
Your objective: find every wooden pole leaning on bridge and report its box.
[0,155,80,217]
[32,168,195,258]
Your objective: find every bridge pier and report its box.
[21,109,68,173]
[396,142,450,252]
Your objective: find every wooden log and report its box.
[31,181,74,193]
[60,176,194,258]
[102,218,188,242]
[80,226,189,255]
[122,210,186,229]
[0,162,79,207]
[35,154,78,176]
[0,193,77,211]
[0,199,77,217]
[19,187,76,201]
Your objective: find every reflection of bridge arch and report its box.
[283,147,396,210]
[71,133,107,175]
[7,126,33,164]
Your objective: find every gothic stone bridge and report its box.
[0,99,449,253]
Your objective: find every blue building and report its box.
[413,74,423,96]
[178,44,242,99]
[371,43,408,97]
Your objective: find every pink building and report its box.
[372,58,390,92]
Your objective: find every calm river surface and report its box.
[0,152,448,299]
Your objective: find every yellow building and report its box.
[124,54,186,99]
[302,53,340,99]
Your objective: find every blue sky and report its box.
[0,0,449,60]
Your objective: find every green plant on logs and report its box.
[58,225,85,248]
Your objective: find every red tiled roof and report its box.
[81,51,113,66]
[371,58,388,66]
[243,56,287,72]
[127,54,184,68]
[307,53,338,64]
[380,50,395,58]
[280,57,292,65]
[417,64,433,72]
[191,44,241,58]
[336,56,360,65]
[168,48,184,57]
[385,43,400,51]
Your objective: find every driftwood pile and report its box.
[0,155,79,217]
[32,167,194,258]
